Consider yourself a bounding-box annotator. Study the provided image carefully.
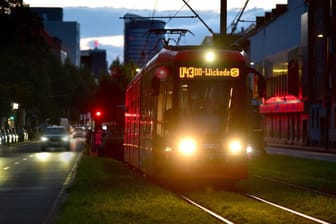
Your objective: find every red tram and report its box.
[124,46,264,181]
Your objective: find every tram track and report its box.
[148,149,336,223]
[169,172,336,224]
[177,190,332,224]
[243,193,331,224]
[179,194,234,224]
[252,174,336,198]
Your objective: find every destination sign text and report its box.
[179,67,240,79]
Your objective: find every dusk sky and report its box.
[23,0,288,65]
[24,0,287,11]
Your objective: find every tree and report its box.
[62,61,97,122]
[0,4,97,128]
[91,59,135,123]
[0,0,24,15]
[0,3,49,124]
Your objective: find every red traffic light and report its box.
[95,111,102,117]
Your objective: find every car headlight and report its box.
[178,137,197,156]
[228,139,243,154]
[62,136,69,142]
[41,136,48,141]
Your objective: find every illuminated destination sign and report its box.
[179,66,240,79]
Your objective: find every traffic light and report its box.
[93,110,103,131]
[95,111,102,118]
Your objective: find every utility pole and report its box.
[220,0,227,36]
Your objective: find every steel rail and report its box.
[253,174,336,197]
[178,190,331,224]
[179,194,235,224]
[245,193,331,224]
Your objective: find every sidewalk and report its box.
[267,143,336,153]
[265,144,336,163]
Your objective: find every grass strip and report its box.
[249,154,336,193]
[54,155,223,224]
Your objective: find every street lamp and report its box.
[317,33,324,38]
[10,102,19,128]
[12,102,19,110]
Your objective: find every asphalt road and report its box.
[0,139,84,224]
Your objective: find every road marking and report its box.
[3,166,10,170]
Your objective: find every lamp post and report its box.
[317,32,331,151]
[11,102,19,128]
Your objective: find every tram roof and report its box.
[145,45,247,67]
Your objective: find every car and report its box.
[0,129,6,145]
[0,129,8,144]
[4,129,14,144]
[40,126,70,151]
[16,127,29,142]
[71,126,86,138]
[72,130,87,138]
[10,128,19,143]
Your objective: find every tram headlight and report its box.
[178,137,197,156]
[228,139,243,154]
[204,50,216,63]
[246,144,253,154]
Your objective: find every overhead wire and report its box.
[228,0,250,34]
[181,0,215,35]
[140,0,159,65]
[166,0,190,24]
[128,0,199,61]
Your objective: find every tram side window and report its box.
[156,88,164,135]
[156,83,172,136]
[164,79,173,133]
[151,74,173,136]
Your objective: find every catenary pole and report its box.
[220,0,227,36]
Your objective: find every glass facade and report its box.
[123,14,165,67]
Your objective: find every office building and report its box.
[31,7,80,67]
[246,0,336,149]
[123,13,166,67]
[81,47,108,79]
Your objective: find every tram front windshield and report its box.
[177,80,246,136]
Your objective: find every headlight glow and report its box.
[246,145,253,154]
[62,136,69,142]
[178,138,197,156]
[36,152,51,161]
[228,140,243,154]
[41,136,48,141]
[204,50,215,63]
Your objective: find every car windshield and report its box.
[45,127,67,134]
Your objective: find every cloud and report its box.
[80,35,124,50]
[80,36,125,64]
[26,0,287,11]
[64,6,267,65]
